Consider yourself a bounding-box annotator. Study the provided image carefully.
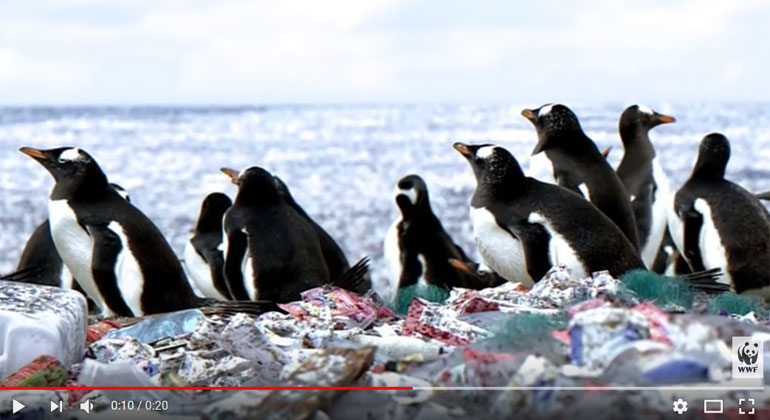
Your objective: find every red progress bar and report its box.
[1,387,413,391]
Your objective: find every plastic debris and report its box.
[104,308,204,343]
[0,280,87,378]
[0,355,68,387]
[3,265,769,418]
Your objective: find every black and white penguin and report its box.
[183,192,233,301]
[616,104,676,269]
[669,133,770,298]
[522,104,641,251]
[20,146,279,317]
[12,183,130,303]
[454,142,644,284]
[273,175,371,294]
[221,166,344,303]
[383,174,504,302]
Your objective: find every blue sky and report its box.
[0,0,768,104]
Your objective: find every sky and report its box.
[0,0,768,104]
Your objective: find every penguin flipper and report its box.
[331,256,371,294]
[756,190,770,200]
[681,207,707,272]
[680,267,731,294]
[88,224,135,317]
[196,298,285,317]
[223,230,251,301]
[506,222,552,283]
[0,266,44,282]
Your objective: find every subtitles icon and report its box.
[703,400,723,414]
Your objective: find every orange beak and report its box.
[521,109,537,122]
[453,142,471,157]
[220,168,241,185]
[656,114,676,124]
[448,258,473,273]
[19,147,46,160]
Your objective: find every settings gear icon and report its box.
[672,398,688,415]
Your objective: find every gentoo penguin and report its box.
[616,104,676,269]
[183,192,233,301]
[522,104,641,251]
[273,175,371,294]
[220,166,339,302]
[20,146,279,317]
[669,134,770,298]
[454,142,644,284]
[11,183,130,312]
[382,174,504,302]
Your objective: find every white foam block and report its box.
[0,280,88,379]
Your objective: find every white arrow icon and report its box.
[12,399,25,414]
[50,400,63,412]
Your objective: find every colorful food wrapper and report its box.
[401,298,491,346]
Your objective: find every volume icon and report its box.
[80,399,94,414]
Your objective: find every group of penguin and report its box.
[383,103,769,302]
[3,102,769,321]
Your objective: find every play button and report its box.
[12,399,25,414]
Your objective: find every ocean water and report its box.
[2,104,770,290]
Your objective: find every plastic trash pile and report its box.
[1,267,769,419]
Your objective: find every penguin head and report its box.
[222,166,281,204]
[20,147,108,194]
[201,192,232,217]
[692,133,730,179]
[619,105,675,138]
[453,142,525,187]
[109,183,131,203]
[393,174,430,218]
[521,103,584,155]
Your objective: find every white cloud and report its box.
[0,0,767,103]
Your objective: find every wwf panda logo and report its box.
[737,341,759,365]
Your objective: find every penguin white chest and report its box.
[469,207,534,286]
[382,218,404,303]
[641,158,671,267]
[106,221,146,316]
[183,239,218,299]
[527,212,588,278]
[48,199,107,314]
[693,198,732,286]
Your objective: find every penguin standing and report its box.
[522,104,641,251]
[383,174,503,302]
[669,134,770,298]
[454,142,644,284]
[273,175,371,294]
[11,183,130,310]
[183,192,233,301]
[20,146,278,317]
[616,104,676,269]
[221,167,339,303]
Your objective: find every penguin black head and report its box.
[393,174,430,219]
[201,192,232,217]
[221,166,281,204]
[20,147,108,196]
[521,103,585,155]
[453,142,525,188]
[620,105,676,131]
[196,192,232,231]
[619,105,675,145]
[692,133,731,179]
